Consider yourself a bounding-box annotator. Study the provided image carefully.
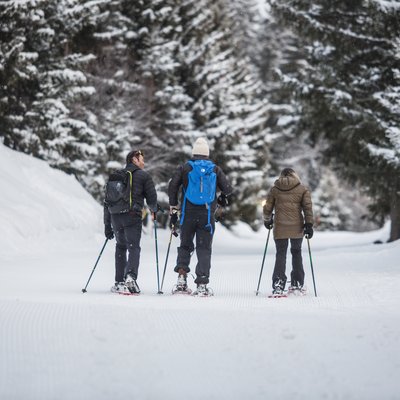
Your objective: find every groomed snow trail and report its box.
[1,227,399,400]
[0,144,399,400]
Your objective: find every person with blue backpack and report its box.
[168,137,232,296]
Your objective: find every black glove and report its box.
[264,219,273,230]
[169,209,179,229]
[217,194,228,207]
[105,225,114,240]
[304,223,314,239]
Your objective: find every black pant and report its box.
[272,238,304,288]
[175,211,215,284]
[111,212,142,282]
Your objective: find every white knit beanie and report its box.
[192,137,210,157]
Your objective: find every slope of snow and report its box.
[0,143,101,254]
[0,143,399,400]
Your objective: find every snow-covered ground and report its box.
[0,143,399,400]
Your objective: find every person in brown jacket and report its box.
[263,168,314,295]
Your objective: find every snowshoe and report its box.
[125,274,141,295]
[268,291,288,298]
[172,285,192,295]
[192,284,214,297]
[111,282,135,296]
[268,280,287,298]
[172,273,192,294]
[288,283,307,296]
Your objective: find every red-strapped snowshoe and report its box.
[192,284,214,297]
[288,285,307,296]
[267,286,287,298]
[172,285,193,295]
[267,292,288,298]
[111,282,140,296]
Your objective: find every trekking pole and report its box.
[306,237,318,297]
[160,226,178,293]
[153,215,161,294]
[82,238,108,293]
[256,229,271,296]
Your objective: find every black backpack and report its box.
[104,169,135,214]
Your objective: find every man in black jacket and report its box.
[168,138,232,296]
[104,150,157,294]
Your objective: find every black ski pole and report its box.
[153,216,161,294]
[306,237,318,297]
[256,229,271,296]
[160,226,178,293]
[82,238,108,293]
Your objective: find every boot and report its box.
[272,279,285,295]
[176,271,188,292]
[110,282,130,295]
[125,274,141,294]
[192,283,213,297]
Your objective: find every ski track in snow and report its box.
[1,228,400,400]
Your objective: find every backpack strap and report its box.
[127,171,133,209]
[205,204,213,234]
[126,168,140,210]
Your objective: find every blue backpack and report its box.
[180,160,217,233]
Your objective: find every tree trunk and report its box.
[389,190,400,242]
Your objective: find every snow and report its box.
[48,68,87,84]
[371,0,400,11]
[0,142,400,399]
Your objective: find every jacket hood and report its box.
[274,175,301,191]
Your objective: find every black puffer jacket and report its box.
[104,163,157,225]
[168,156,232,213]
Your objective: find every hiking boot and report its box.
[288,281,306,295]
[289,280,300,290]
[176,273,188,291]
[272,286,284,295]
[272,279,285,295]
[125,274,141,294]
[111,282,130,295]
[192,283,213,296]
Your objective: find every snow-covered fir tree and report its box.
[271,0,400,241]
[176,0,271,226]
[0,0,105,195]
[3,0,395,235]
[76,0,272,224]
[121,0,198,183]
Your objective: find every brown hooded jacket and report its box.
[263,174,314,240]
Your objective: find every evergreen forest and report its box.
[1,0,399,241]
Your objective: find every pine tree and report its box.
[177,0,270,226]
[1,0,273,229]
[0,0,105,196]
[271,0,400,241]
[118,0,197,184]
